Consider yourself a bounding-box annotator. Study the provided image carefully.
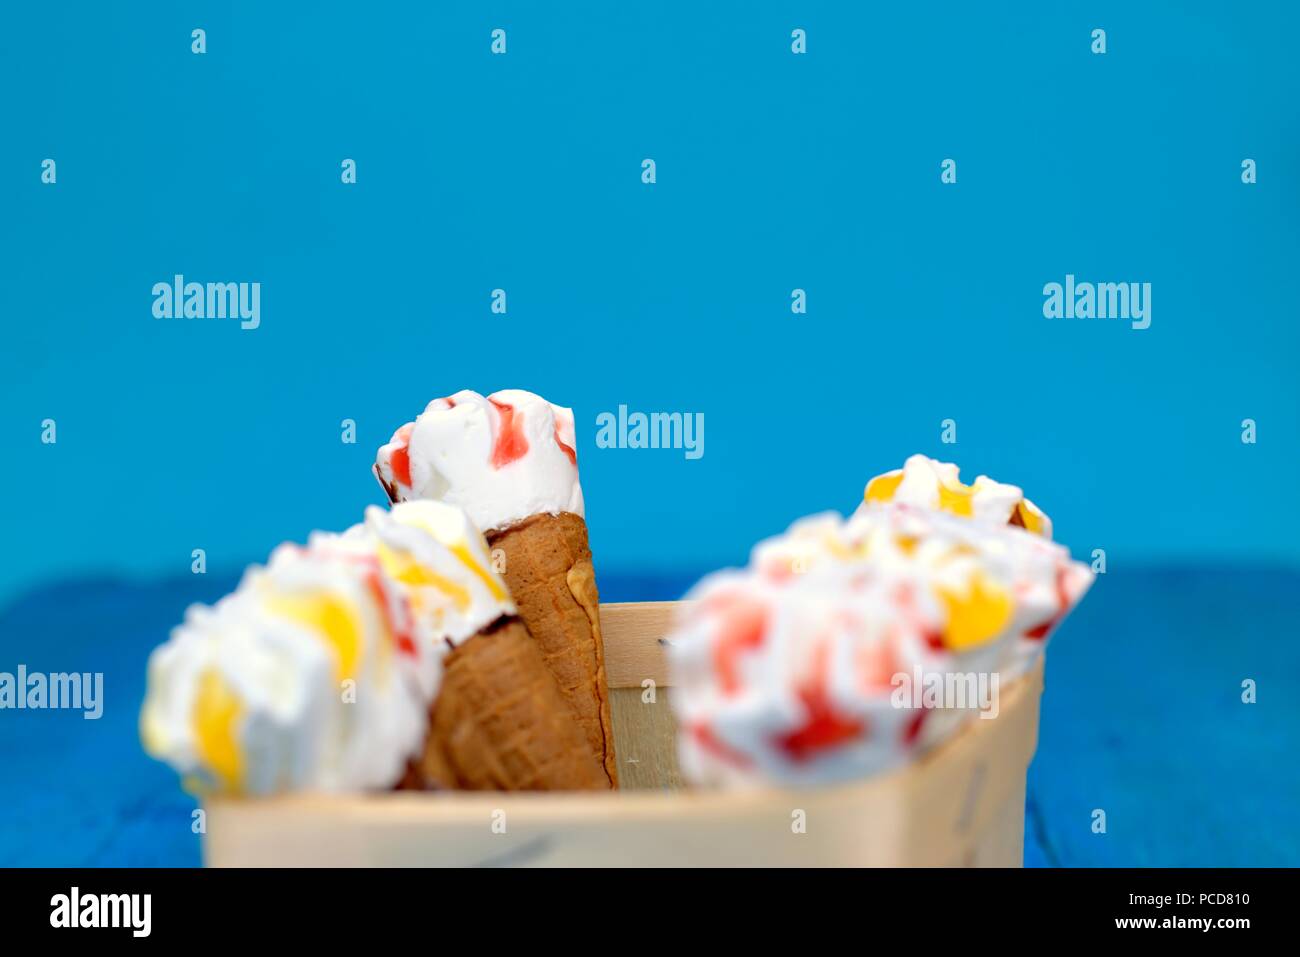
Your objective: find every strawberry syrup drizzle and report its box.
[772,642,866,763]
[387,423,414,488]
[902,709,928,746]
[318,550,419,659]
[707,596,768,696]
[554,422,577,465]
[893,580,946,651]
[488,398,529,468]
[364,567,418,657]
[1024,564,1071,640]
[856,623,904,690]
[690,722,754,768]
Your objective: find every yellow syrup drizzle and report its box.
[864,471,904,503]
[376,543,471,611]
[264,590,363,682]
[820,533,865,562]
[1015,501,1045,535]
[935,572,1014,651]
[191,668,245,793]
[450,542,507,602]
[935,475,976,517]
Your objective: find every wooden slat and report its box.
[609,687,682,790]
[599,600,690,688]
[202,600,1043,867]
[601,602,685,787]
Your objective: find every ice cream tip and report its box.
[375,389,584,534]
[861,454,1052,538]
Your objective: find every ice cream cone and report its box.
[486,511,617,787]
[143,498,611,797]
[374,389,618,787]
[410,616,608,791]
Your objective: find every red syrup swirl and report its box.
[387,423,414,488]
[364,567,417,658]
[772,642,866,762]
[554,421,577,466]
[488,398,529,468]
[690,722,754,768]
[1024,564,1072,640]
[709,598,768,696]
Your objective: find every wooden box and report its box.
[204,601,1044,867]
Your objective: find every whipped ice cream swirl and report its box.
[374,389,584,533]
[140,545,428,796]
[141,501,519,796]
[668,504,1093,788]
[670,564,948,788]
[365,501,515,651]
[860,454,1052,537]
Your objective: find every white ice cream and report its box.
[669,564,949,789]
[140,501,518,796]
[374,389,584,533]
[364,501,516,651]
[668,504,1093,788]
[859,454,1053,538]
[140,546,429,796]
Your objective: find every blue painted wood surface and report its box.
[2,565,1296,866]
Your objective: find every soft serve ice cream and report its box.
[374,388,617,784]
[140,543,429,795]
[756,506,1090,663]
[861,454,1052,537]
[365,502,515,650]
[141,501,520,796]
[374,389,583,533]
[669,563,943,788]
[307,502,517,694]
[667,502,1093,788]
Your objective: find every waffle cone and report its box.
[407,617,607,791]
[487,512,618,787]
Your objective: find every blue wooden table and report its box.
[2,565,1296,866]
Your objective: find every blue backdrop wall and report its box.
[3,2,1298,606]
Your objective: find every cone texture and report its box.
[488,512,618,787]
[411,617,607,791]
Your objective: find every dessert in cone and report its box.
[486,512,616,786]
[667,485,1094,789]
[139,535,434,796]
[409,616,607,790]
[374,389,618,787]
[141,500,606,796]
[362,500,607,791]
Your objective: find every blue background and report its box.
[1,2,1297,866]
